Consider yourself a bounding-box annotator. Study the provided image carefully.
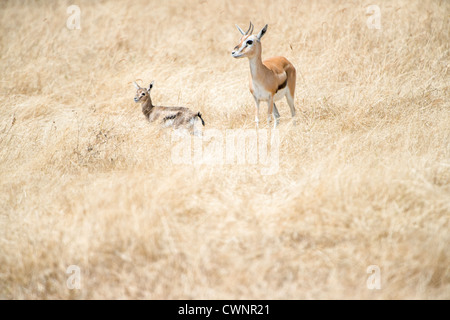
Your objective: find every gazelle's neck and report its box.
[141,98,154,119]
[248,46,267,81]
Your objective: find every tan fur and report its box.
[249,56,294,96]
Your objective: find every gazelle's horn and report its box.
[236,24,245,35]
[246,21,254,35]
[133,81,141,89]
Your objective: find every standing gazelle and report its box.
[232,22,296,127]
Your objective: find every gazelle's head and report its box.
[231,22,268,59]
[133,81,154,104]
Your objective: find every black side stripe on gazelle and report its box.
[276,78,287,93]
[163,114,178,121]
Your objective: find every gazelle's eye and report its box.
[141,93,145,96]
[246,40,253,45]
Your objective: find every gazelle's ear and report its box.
[257,24,268,40]
[148,81,154,91]
[133,82,140,89]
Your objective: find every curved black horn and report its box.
[246,21,253,35]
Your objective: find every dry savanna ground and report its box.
[0,0,449,299]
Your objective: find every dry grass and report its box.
[0,0,449,299]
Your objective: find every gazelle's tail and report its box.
[197,112,205,126]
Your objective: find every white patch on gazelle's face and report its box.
[134,88,149,103]
[133,81,154,103]
[232,35,257,59]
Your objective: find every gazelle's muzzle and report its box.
[232,45,244,58]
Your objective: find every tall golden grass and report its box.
[0,0,449,299]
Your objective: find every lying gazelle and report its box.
[133,81,205,134]
[232,22,297,127]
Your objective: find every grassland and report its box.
[0,0,449,299]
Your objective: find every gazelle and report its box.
[133,81,205,134]
[232,22,296,127]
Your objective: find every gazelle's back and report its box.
[263,56,293,74]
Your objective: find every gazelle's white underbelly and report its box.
[273,87,287,101]
[252,82,287,102]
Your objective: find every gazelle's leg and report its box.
[273,103,280,126]
[254,96,260,128]
[286,91,296,124]
[193,126,202,137]
[190,117,198,136]
[268,95,277,127]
